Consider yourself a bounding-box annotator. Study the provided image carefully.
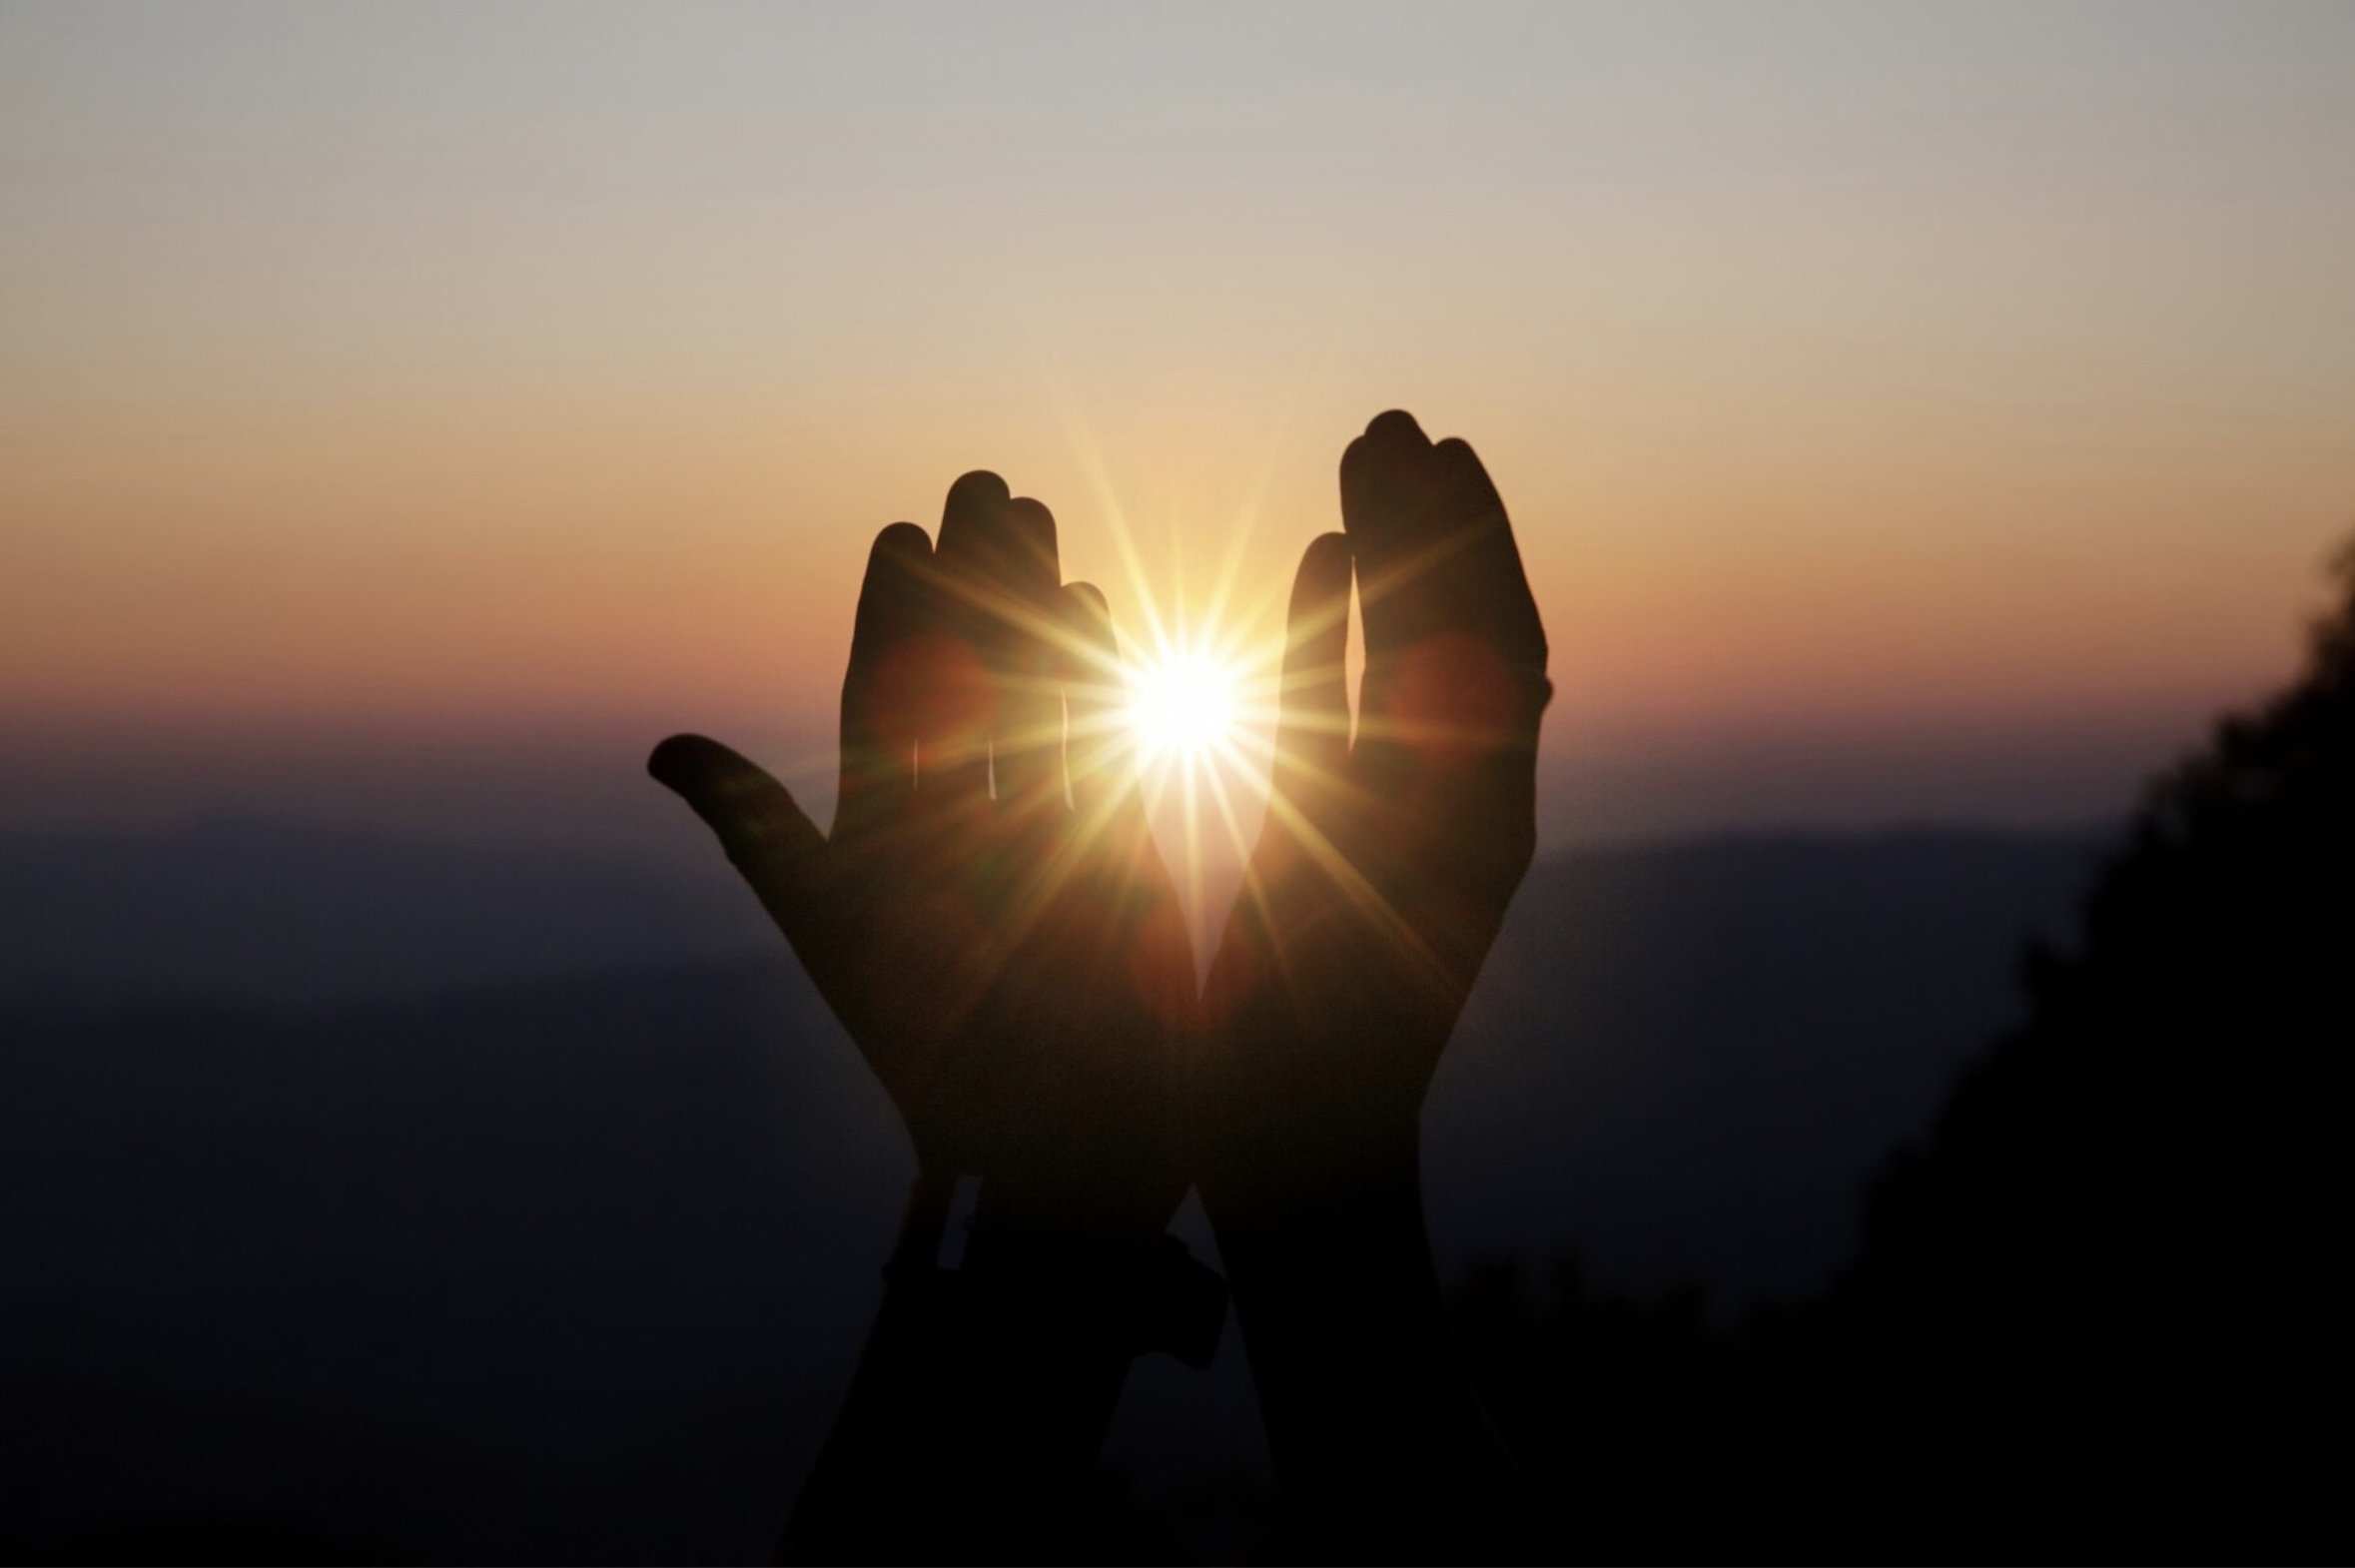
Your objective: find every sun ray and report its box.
[1256,784,1453,991]
[1055,397,1178,656]
[1035,404,1362,946]
[1199,753,1261,878]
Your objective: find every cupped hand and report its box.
[1202,410,1551,1215]
[651,472,1193,1240]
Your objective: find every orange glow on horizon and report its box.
[3,4,2348,858]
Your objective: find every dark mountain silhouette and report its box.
[1827,547,2355,1554]
[1430,829,2103,1305]
[1453,547,2355,1561]
[0,819,2106,1557]
[1,961,898,1562]
[0,818,771,1009]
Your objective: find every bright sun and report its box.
[1128,650,1239,763]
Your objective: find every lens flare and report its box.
[1129,650,1239,762]
[1049,402,1338,957]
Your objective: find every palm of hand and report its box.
[1204,412,1549,1201]
[806,770,1191,1206]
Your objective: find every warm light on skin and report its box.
[1129,649,1240,763]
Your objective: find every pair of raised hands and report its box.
[650,410,1549,1555]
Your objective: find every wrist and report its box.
[1210,1159,1434,1291]
[1198,1112,1424,1247]
[885,1172,1226,1369]
[1198,1127,1452,1369]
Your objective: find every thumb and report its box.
[648,733,825,935]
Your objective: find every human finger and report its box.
[835,521,935,838]
[1058,580,1130,815]
[1272,531,1354,803]
[1337,408,1438,670]
[648,732,826,945]
[986,494,1068,813]
[923,470,1015,803]
[1340,414,1550,767]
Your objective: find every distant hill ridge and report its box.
[0,815,2108,1011]
[0,816,2111,1306]
[0,816,2112,1555]
[0,816,774,1009]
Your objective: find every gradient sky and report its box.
[3,1,2351,860]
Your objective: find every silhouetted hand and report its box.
[649,473,1201,1560]
[649,470,1192,1242]
[1197,410,1550,1558]
[1203,409,1550,1216]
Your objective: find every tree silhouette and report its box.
[1841,539,2354,1555]
[1453,540,2355,1560]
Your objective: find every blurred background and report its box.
[2,2,2349,1560]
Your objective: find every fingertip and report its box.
[649,732,817,854]
[1431,436,1501,502]
[649,734,767,833]
[1284,534,1353,661]
[1006,494,1061,585]
[946,469,1011,508]
[1057,582,1121,691]
[937,471,1012,566]
[1340,415,1428,541]
[647,731,717,792]
[869,519,933,561]
[1065,578,1111,617]
[1289,531,1353,614]
[1299,530,1352,576]
[850,520,937,668]
[1064,578,1115,640]
[937,472,1060,600]
[1363,408,1428,444]
[647,730,774,809]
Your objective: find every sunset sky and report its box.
[3,2,2350,864]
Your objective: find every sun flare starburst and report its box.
[1045,405,1359,956]
[1129,650,1240,763]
